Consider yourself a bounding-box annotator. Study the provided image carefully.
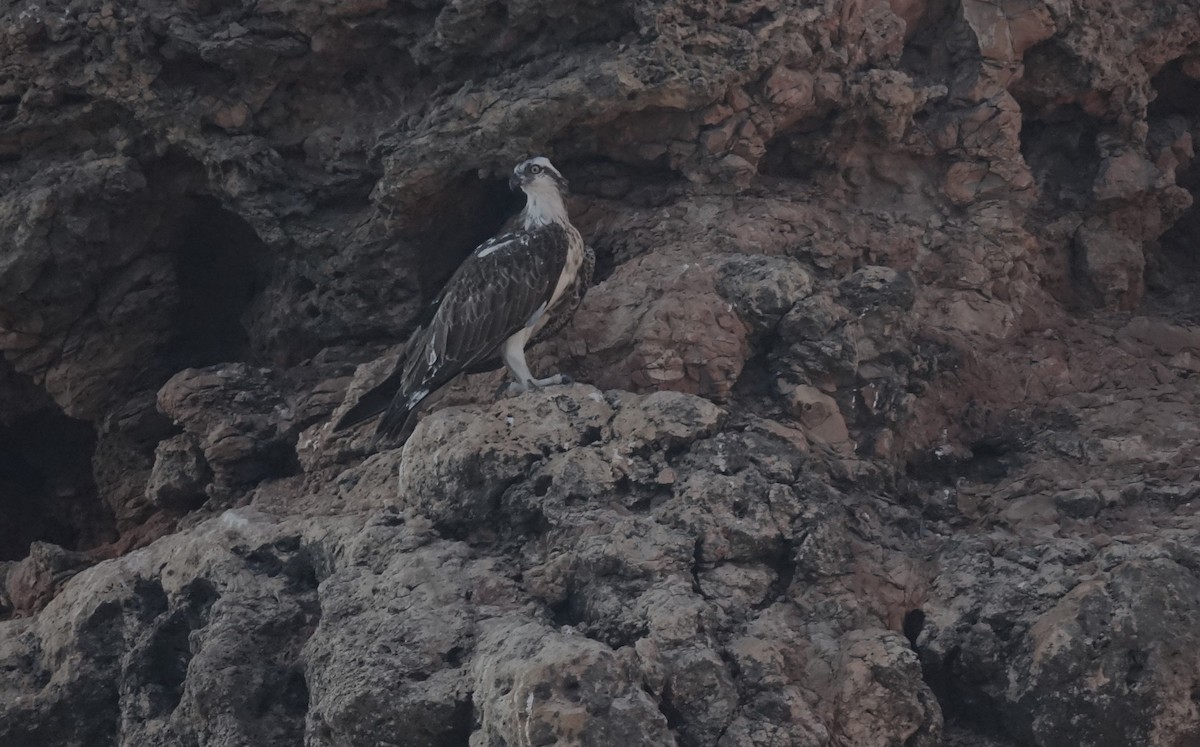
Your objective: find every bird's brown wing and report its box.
[371,224,570,442]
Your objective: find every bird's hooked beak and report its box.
[508,172,522,191]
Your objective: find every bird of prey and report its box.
[334,156,594,446]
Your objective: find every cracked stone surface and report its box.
[3,0,1200,745]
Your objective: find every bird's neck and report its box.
[520,186,568,228]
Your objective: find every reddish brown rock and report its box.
[1074,221,1146,310]
[156,364,299,501]
[1,0,1200,745]
[560,251,752,400]
[3,542,94,617]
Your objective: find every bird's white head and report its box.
[511,156,569,227]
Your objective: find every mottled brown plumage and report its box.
[531,243,594,346]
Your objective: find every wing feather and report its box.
[332,366,406,432]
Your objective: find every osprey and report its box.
[334,156,593,445]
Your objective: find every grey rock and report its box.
[1053,488,1103,519]
[716,254,815,333]
[470,620,674,746]
[145,434,212,511]
[2,1,1200,746]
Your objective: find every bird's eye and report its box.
[529,164,543,174]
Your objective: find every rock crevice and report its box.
[3,0,1200,745]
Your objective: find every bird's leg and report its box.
[531,373,573,386]
[501,335,536,392]
[500,334,572,396]
[494,374,571,399]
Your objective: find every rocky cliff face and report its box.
[2,0,1200,745]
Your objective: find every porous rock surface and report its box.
[2,0,1200,745]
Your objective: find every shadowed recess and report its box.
[1018,104,1102,211]
[0,408,112,561]
[164,196,271,368]
[407,171,523,303]
[1145,58,1200,317]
